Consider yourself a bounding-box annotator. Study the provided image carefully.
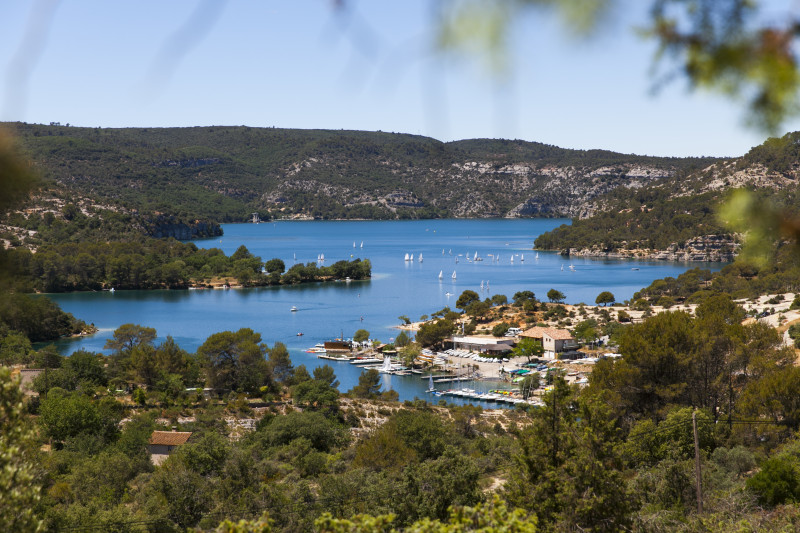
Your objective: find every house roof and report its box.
[149,431,192,446]
[520,327,574,341]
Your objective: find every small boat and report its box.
[631,267,640,271]
[535,253,539,260]
[296,332,304,336]
[438,270,443,280]
[109,287,115,293]
[560,264,564,271]
[445,292,452,297]
[360,241,363,248]
[353,241,356,248]
[452,271,457,280]
[306,343,326,354]
[473,252,478,261]
[442,249,445,255]
[455,257,459,263]
[511,256,514,263]
[404,253,410,261]
[426,375,435,393]
[521,254,524,262]
[418,253,423,263]
[569,264,575,272]
[290,306,298,312]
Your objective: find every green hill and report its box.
[6,123,717,223]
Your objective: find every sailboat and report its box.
[442,249,445,255]
[569,264,575,272]
[427,375,435,393]
[360,241,363,248]
[404,253,410,261]
[535,253,539,260]
[418,253,423,263]
[480,280,484,290]
[455,257,459,263]
[521,254,524,262]
[560,264,564,271]
[438,270,443,280]
[353,241,356,248]
[511,255,514,263]
[452,271,457,280]
[473,252,478,261]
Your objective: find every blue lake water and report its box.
[45,219,722,403]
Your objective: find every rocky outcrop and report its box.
[559,235,739,262]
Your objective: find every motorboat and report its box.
[290,306,298,312]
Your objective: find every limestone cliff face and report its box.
[262,160,675,219]
[561,235,739,262]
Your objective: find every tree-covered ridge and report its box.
[534,189,730,252]
[1,240,370,292]
[533,130,800,256]
[6,122,718,223]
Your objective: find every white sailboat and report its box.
[480,280,484,290]
[360,241,363,248]
[404,253,410,261]
[427,375,435,393]
[418,253,423,263]
[511,255,514,263]
[521,254,524,262]
[569,264,576,272]
[560,264,564,271]
[442,249,445,255]
[473,251,478,261]
[379,357,393,374]
[353,241,356,248]
[438,270,443,280]
[535,253,539,260]
[452,271,457,280]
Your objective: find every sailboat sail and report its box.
[427,375,435,393]
[452,271,457,280]
[438,270,443,280]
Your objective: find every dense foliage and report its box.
[534,189,730,252]
[3,291,800,531]
[2,241,370,292]
[6,122,715,222]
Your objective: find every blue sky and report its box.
[1,0,798,158]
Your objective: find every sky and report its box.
[1,0,799,158]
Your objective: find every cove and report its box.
[44,219,724,403]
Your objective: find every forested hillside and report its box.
[534,131,800,258]
[7,122,715,223]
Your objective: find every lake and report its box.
[45,219,722,404]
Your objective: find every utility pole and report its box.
[693,410,703,514]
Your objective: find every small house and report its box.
[148,430,193,465]
[520,327,580,360]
